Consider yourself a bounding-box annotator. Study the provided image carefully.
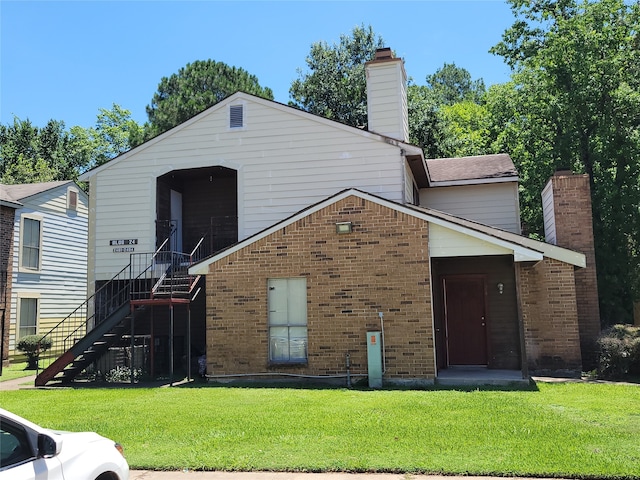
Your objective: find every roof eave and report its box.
[427,176,519,188]
[189,188,576,274]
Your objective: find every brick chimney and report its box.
[541,171,600,368]
[365,48,409,142]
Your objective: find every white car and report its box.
[0,407,129,480]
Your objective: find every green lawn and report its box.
[0,361,36,382]
[1,382,639,478]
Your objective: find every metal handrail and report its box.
[36,234,177,378]
[35,263,132,376]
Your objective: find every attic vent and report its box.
[67,188,78,211]
[230,104,244,128]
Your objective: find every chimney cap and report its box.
[554,167,574,176]
[374,48,393,60]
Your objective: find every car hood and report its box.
[50,430,113,457]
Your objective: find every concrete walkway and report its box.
[129,471,561,480]
[0,373,36,390]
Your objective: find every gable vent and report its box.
[230,104,244,128]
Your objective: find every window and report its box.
[268,278,307,363]
[19,215,42,271]
[67,187,78,211]
[229,104,244,128]
[18,296,38,339]
[0,418,34,468]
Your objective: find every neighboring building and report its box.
[0,181,88,359]
[1,191,20,367]
[37,48,599,386]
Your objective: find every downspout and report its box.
[378,311,386,374]
[400,149,407,204]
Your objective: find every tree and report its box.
[408,64,488,158]
[438,101,491,158]
[426,63,485,106]
[0,118,75,183]
[0,105,140,183]
[491,0,640,324]
[84,104,142,168]
[144,60,274,139]
[289,24,385,128]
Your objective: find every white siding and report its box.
[420,182,521,234]
[429,224,513,258]
[9,185,88,353]
[404,161,417,204]
[366,60,408,142]
[87,96,406,280]
[541,180,556,244]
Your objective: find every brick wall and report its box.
[1,205,16,364]
[204,195,435,383]
[545,173,600,368]
[517,259,582,374]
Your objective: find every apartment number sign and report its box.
[110,239,138,253]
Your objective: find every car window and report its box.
[0,419,34,468]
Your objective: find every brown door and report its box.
[443,275,488,366]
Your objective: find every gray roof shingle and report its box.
[426,154,517,184]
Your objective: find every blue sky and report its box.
[1,1,516,129]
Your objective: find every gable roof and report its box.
[79,92,427,184]
[426,154,518,187]
[0,181,72,207]
[189,188,585,275]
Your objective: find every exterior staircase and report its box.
[35,234,209,387]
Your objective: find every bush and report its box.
[105,365,142,383]
[16,334,53,369]
[596,324,640,379]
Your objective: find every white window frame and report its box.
[16,292,40,339]
[268,277,308,364]
[18,214,43,273]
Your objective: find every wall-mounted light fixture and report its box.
[336,222,353,234]
[497,282,504,295]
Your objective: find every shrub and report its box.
[105,365,142,383]
[16,334,53,369]
[597,324,640,379]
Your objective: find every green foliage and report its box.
[408,64,489,158]
[16,335,52,369]
[144,60,273,139]
[289,24,385,128]
[426,62,485,106]
[0,105,141,183]
[2,383,639,477]
[104,366,142,383]
[407,83,442,158]
[0,118,75,183]
[491,0,640,320]
[597,324,640,379]
[88,104,143,166]
[438,101,491,157]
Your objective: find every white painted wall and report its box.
[541,179,556,244]
[428,224,513,258]
[83,94,410,281]
[420,182,521,234]
[366,59,408,142]
[9,184,88,353]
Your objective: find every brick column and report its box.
[1,205,16,365]
[542,172,600,369]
